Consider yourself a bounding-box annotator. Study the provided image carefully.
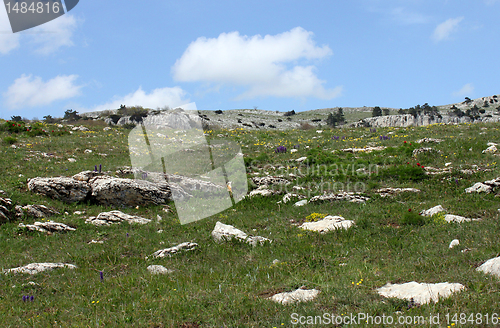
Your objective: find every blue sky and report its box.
[0,0,499,120]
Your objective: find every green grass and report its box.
[1,120,500,327]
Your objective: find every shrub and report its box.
[3,136,17,145]
[401,211,428,226]
[300,122,314,130]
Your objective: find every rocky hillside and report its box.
[81,94,500,130]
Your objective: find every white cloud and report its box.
[391,7,429,25]
[3,74,83,109]
[452,83,474,97]
[432,17,464,42]
[0,7,20,54]
[88,86,192,112]
[172,27,341,100]
[29,14,78,54]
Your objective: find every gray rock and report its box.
[89,176,176,207]
[251,176,290,187]
[299,215,354,233]
[420,205,445,217]
[147,265,174,275]
[149,242,198,259]
[309,192,369,203]
[376,187,420,197]
[377,281,465,304]
[15,204,60,218]
[443,214,479,223]
[268,288,320,305]
[27,177,91,203]
[4,262,77,275]
[18,221,75,233]
[477,256,500,278]
[211,221,271,246]
[85,210,151,226]
[416,138,443,143]
[0,194,13,223]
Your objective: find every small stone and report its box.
[68,158,77,162]
[211,221,271,246]
[449,239,459,249]
[299,215,354,233]
[377,281,465,304]
[149,242,198,259]
[147,265,173,275]
[476,256,500,278]
[268,288,320,305]
[420,205,445,217]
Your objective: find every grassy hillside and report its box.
[1,119,500,327]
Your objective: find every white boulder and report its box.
[299,215,354,233]
[377,281,465,304]
[211,221,271,246]
[268,288,320,305]
[476,256,500,278]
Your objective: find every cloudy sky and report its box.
[0,0,499,119]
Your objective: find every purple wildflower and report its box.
[275,146,287,153]
[100,271,104,281]
[94,165,97,172]
[332,136,340,140]
[142,172,148,179]
[99,164,102,173]
[30,296,34,302]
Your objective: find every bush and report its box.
[401,211,428,226]
[300,122,314,130]
[3,136,17,145]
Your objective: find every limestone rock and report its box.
[420,205,445,217]
[0,194,13,223]
[251,176,289,187]
[340,146,385,153]
[416,138,443,143]
[268,288,320,305]
[444,214,479,223]
[27,177,91,203]
[299,215,354,233]
[413,147,441,156]
[15,204,60,218]
[211,221,271,246]
[449,239,460,249]
[278,193,307,204]
[465,182,492,193]
[376,188,420,197]
[89,176,176,207]
[4,263,77,275]
[18,221,75,233]
[294,199,308,206]
[295,156,308,162]
[309,192,369,203]
[482,145,497,154]
[477,256,500,278]
[72,170,102,182]
[377,281,465,304]
[248,186,281,198]
[147,265,174,274]
[149,242,198,259]
[85,210,151,226]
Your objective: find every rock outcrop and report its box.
[377,281,465,304]
[148,242,198,259]
[211,221,271,246]
[299,216,354,233]
[309,192,369,203]
[15,205,60,218]
[4,263,77,275]
[268,288,320,305]
[85,210,151,226]
[27,177,91,203]
[18,221,75,233]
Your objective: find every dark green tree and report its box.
[372,106,382,117]
[64,109,81,121]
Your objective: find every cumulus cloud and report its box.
[172,27,341,100]
[3,74,83,109]
[452,83,474,98]
[432,17,464,42]
[88,86,193,112]
[0,7,20,54]
[29,14,78,54]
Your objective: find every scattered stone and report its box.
[248,186,281,198]
[27,177,91,203]
[465,182,493,193]
[84,149,93,154]
[73,211,85,215]
[309,192,369,203]
[377,281,465,304]
[88,240,104,244]
[18,221,75,233]
[423,166,452,175]
[290,149,298,153]
[412,147,442,156]
[295,156,308,162]
[4,263,77,275]
[340,146,386,153]
[68,158,77,163]
[420,205,445,217]
[251,176,289,187]
[147,265,174,275]
[278,193,306,204]
[268,288,320,305]
[476,256,500,278]
[443,214,479,223]
[445,162,452,166]
[85,210,151,226]
[294,199,308,206]
[449,239,459,249]
[482,145,497,154]
[376,188,420,197]
[149,242,198,259]
[72,126,89,131]
[211,221,271,246]
[72,170,101,182]
[15,204,60,218]
[299,215,354,233]
[416,138,443,143]
[0,194,13,223]
[103,127,112,131]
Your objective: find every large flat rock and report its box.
[377,281,465,304]
[477,256,500,278]
[27,177,91,203]
[299,215,354,233]
[268,288,320,305]
[4,262,77,275]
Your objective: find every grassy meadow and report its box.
[1,118,500,327]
